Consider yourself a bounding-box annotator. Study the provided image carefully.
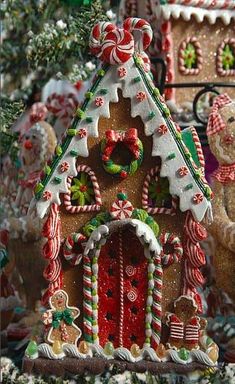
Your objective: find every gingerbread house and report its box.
[121,0,235,104]
[24,18,218,373]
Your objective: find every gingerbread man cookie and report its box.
[165,295,206,351]
[42,290,81,346]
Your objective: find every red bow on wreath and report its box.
[104,128,139,160]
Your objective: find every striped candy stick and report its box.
[83,254,93,343]
[151,255,163,349]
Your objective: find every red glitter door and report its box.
[98,228,148,349]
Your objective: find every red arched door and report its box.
[97,228,148,349]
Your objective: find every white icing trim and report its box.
[35,58,211,223]
[156,4,235,25]
[63,343,92,358]
[38,343,65,360]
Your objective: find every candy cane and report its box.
[90,22,134,65]
[83,254,93,343]
[152,254,162,349]
[123,17,153,52]
[63,233,86,266]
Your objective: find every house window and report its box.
[178,37,202,75]
[142,166,177,215]
[64,165,102,213]
[217,38,235,76]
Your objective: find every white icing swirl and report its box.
[168,349,192,365]
[91,344,113,359]
[191,349,216,366]
[38,343,65,360]
[141,346,161,362]
[63,344,92,358]
[113,347,141,362]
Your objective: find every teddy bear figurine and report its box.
[206,94,235,304]
[42,290,81,347]
[165,295,207,351]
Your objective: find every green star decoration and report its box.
[183,43,197,69]
[222,44,235,70]
[70,172,95,206]
[149,177,171,208]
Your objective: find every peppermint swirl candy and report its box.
[160,232,183,266]
[90,22,134,65]
[63,233,86,266]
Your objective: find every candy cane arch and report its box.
[64,165,102,213]
[123,17,153,52]
[41,203,62,305]
[183,211,207,313]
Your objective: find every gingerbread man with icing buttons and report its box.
[165,295,207,351]
[42,290,81,346]
[205,94,235,304]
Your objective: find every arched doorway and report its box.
[83,219,162,350]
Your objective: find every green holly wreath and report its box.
[101,128,144,179]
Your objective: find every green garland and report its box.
[82,208,159,238]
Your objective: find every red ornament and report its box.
[60,162,70,173]
[95,97,104,107]
[157,124,168,135]
[118,67,127,78]
[136,91,146,102]
[178,166,188,177]
[42,190,52,201]
[193,193,203,205]
[78,128,87,138]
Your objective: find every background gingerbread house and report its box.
[121,0,235,104]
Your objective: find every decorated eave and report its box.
[156,0,235,25]
[32,18,212,223]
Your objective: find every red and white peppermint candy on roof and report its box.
[110,199,134,220]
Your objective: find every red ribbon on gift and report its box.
[103,128,139,160]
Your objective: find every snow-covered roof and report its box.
[31,22,213,223]
[156,0,235,25]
